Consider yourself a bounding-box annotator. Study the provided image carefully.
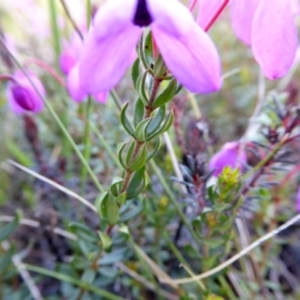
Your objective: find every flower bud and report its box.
[7,71,45,114]
[209,141,247,176]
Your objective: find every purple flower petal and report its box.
[148,0,221,93]
[7,71,45,114]
[197,0,222,29]
[67,64,86,102]
[152,24,221,93]
[94,92,109,104]
[60,47,78,75]
[79,0,142,94]
[252,0,298,79]
[230,0,260,45]
[296,187,300,212]
[209,142,247,176]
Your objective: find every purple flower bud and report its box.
[7,71,45,114]
[209,141,247,176]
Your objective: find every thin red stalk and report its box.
[25,58,65,87]
[204,0,229,32]
[152,35,159,60]
[189,0,198,12]
[280,163,300,188]
[0,74,14,82]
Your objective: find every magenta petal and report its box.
[296,187,300,212]
[252,0,298,79]
[60,47,78,75]
[152,23,222,93]
[67,64,86,102]
[7,71,45,114]
[148,0,221,93]
[197,0,223,29]
[79,0,142,94]
[230,0,260,45]
[209,142,247,176]
[94,92,109,104]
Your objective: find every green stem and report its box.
[163,231,206,292]
[80,97,93,193]
[48,0,61,63]
[0,39,105,193]
[149,160,201,247]
[121,78,161,193]
[59,0,84,40]
[86,0,92,28]
[90,122,122,169]
[24,264,123,300]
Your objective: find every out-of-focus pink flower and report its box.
[78,0,222,96]
[6,71,45,114]
[60,32,108,104]
[209,142,247,176]
[296,187,300,212]
[67,64,108,103]
[230,0,298,79]
[197,0,222,30]
[60,33,84,76]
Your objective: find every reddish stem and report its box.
[152,35,159,60]
[189,0,198,12]
[0,74,14,82]
[25,58,66,87]
[204,0,229,32]
[280,163,300,188]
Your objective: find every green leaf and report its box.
[127,167,146,200]
[128,143,148,172]
[152,78,177,109]
[110,177,124,197]
[115,192,127,205]
[131,58,140,88]
[98,231,112,250]
[153,54,167,78]
[203,238,225,249]
[146,105,166,136]
[68,222,98,243]
[81,268,96,283]
[95,192,109,219]
[144,31,153,66]
[133,98,145,127]
[0,211,22,242]
[126,140,136,167]
[6,140,32,167]
[119,199,145,222]
[120,102,135,137]
[146,136,162,162]
[99,247,129,265]
[147,110,174,140]
[103,196,119,225]
[136,72,149,105]
[135,118,152,142]
[117,142,127,170]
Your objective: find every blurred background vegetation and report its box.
[0,1,300,299]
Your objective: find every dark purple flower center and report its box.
[133,0,152,27]
[12,85,35,111]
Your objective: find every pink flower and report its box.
[209,142,247,176]
[78,0,222,95]
[60,32,108,104]
[197,0,223,30]
[230,0,298,79]
[6,71,45,114]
